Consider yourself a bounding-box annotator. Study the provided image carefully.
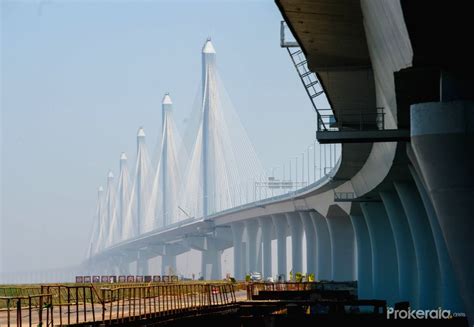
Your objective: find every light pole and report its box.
[271,166,280,196]
[307,145,312,185]
[313,139,317,182]
[271,166,280,179]
[239,183,242,206]
[264,173,269,199]
[294,156,299,190]
[248,178,252,203]
[301,152,305,187]
[260,173,267,200]
[288,158,293,183]
[253,178,257,201]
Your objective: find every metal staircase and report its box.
[280,21,333,132]
[287,48,325,105]
[280,20,410,144]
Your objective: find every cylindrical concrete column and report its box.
[411,100,474,320]
[272,214,288,280]
[161,255,176,276]
[361,202,400,305]
[201,249,221,280]
[408,164,464,311]
[258,217,273,279]
[257,240,263,275]
[245,220,259,273]
[118,256,131,275]
[380,190,418,307]
[108,256,119,275]
[350,214,373,299]
[103,257,114,275]
[300,212,317,276]
[137,251,149,275]
[395,181,441,309]
[241,243,248,277]
[310,211,331,280]
[326,205,355,281]
[286,212,303,274]
[231,222,244,279]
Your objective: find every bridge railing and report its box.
[0,283,236,326]
[0,286,43,298]
[318,108,385,132]
[0,293,54,327]
[246,281,358,301]
[100,283,235,324]
[41,284,102,325]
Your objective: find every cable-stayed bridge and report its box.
[84,38,340,281]
[3,0,474,321]
[81,22,473,319]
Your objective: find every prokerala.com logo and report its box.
[387,307,453,319]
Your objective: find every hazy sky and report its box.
[1,0,316,273]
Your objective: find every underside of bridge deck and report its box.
[276,0,473,322]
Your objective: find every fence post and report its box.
[101,288,106,322]
[133,287,136,318]
[83,286,87,322]
[49,294,53,326]
[117,288,121,321]
[76,287,79,323]
[109,289,113,324]
[39,293,43,324]
[90,286,96,322]
[153,286,157,317]
[219,285,224,305]
[16,299,21,327]
[67,287,71,325]
[58,286,63,326]
[7,298,11,327]
[28,297,32,327]
[207,284,212,307]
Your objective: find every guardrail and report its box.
[318,108,385,132]
[0,283,236,326]
[100,283,235,324]
[334,192,357,202]
[0,293,54,327]
[0,287,43,298]
[41,285,102,325]
[246,281,357,300]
